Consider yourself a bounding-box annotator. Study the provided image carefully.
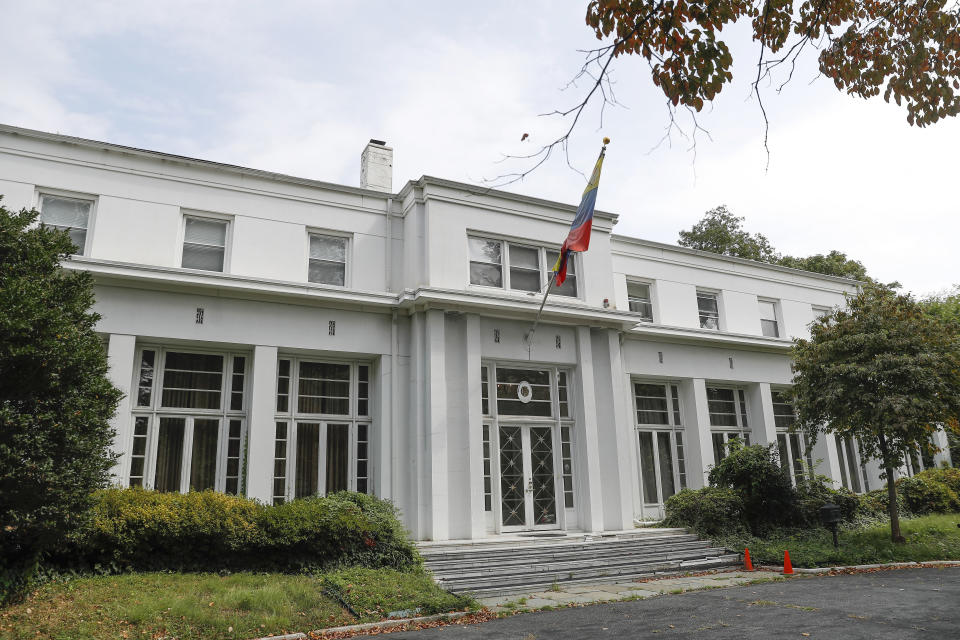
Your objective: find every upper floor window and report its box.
[627,282,654,322]
[308,234,348,286]
[759,300,780,337]
[40,194,92,255]
[697,291,720,330]
[468,236,577,297]
[182,216,228,272]
[812,305,832,321]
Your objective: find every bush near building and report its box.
[48,488,421,575]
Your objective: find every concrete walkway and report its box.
[478,569,779,612]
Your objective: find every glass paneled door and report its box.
[499,425,559,530]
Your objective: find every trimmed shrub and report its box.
[708,443,799,533]
[50,488,419,574]
[662,488,746,536]
[915,467,960,495]
[795,474,860,526]
[898,473,960,515]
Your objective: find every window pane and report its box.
[295,423,320,498]
[309,235,346,261]
[634,383,669,425]
[706,388,738,427]
[761,319,779,337]
[469,237,502,264]
[137,350,155,407]
[495,367,552,417]
[546,251,575,275]
[510,268,541,292]
[712,432,726,463]
[155,417,185,492]
[759,301,777,321]
[469,262,502,287]
[789,433,804,481]
[184,217,227,246]
[40,195,90,229]
[697,293,719,314]
[628,282,650,301]
[189,418,219,491]
[326,424,349,494]
[65,228,87,252]
[638,432,658,503]
[162,352,224,409]
[182,243,225,271]
[509,244,539,269]
[777,434,790,475]
[308,260,346,285]
[657,432,676,499]
[552,274,577,297]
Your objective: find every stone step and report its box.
[429,546,730,583]
[417,528,691,554]
[419,533,700,562]
[424,539,713,572]
[439,554,743,597]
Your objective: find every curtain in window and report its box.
[189,418,219,491]
[155,417,185,492]
[326,424,349,493]
[295,423,320,498]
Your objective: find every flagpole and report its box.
[524,270,558,350]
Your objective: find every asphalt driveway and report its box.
[388,567,960,639]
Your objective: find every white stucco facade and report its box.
[1,124,949,540]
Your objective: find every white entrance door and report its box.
[498,425,559,531]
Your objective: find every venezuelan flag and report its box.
[553,145,605,285]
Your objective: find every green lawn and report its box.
[0,569,475,640]
[716,514,960,568]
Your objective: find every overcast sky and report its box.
[2,0,956,295]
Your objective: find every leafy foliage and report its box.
[707,443,797,533]
[49,488,421,575]
[778,250,869,281]
[922,285,960,334]
[791,285,960,541]
[0,201,122,603]
[678,205,779,262]
[585,0,960,127]
[661,487,746,536]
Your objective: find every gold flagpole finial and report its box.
[602,136,611,145]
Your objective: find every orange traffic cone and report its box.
[744,548,754,571]
[783,549,794,575]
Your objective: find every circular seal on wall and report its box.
[517,381,533,404]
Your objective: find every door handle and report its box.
[526,479,534,492]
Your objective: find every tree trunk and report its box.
[877,433,906,544]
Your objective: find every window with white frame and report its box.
[308,233,348,286]
[759,300,780,337]
[182,215,228,272]
[39,193,93,255]
[627,282,654,322]
[129,348,247,495]
[835,435,870,493]
[634,382,687,506]
[812,306,832,321]
[272,358,372,504]
[771,390,813,485]
[468,236,578,297]
[697,291,720,330]
[707,386,750,462]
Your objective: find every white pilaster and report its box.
[816,431,844,485]
[603,329,637,530]
[425,309,450,540]
[246,345,278,503]
[106,334,137,484]
[574,326,605,532]
[747,383,776,446]
[376,354,393,498]
[685,378,715,487]
[932,428,952,467]
[465,314,486,539]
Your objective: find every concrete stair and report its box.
[419,529,740,597]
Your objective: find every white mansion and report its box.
[0,124,951,541]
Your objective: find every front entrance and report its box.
[498,425,559,530]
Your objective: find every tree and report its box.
[922,285,960,331]
[678,205,779,262]
[778,250,869,281]
[500,1,960,183]
[678,205,869,280]
[0,200,122,601]
[791,285,960,542]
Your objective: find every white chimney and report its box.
[360,139,393,192]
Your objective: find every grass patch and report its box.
[715,514,960,568]
[0,569,472,640]
[321,568,475,622]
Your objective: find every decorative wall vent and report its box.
[555,335,562,349]
[658,351,664,364]
[494,328,500,343]
[328,320,336,336]
[729,357,735,369]
[195,307,204,324]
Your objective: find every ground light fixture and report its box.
[819,502,843,548]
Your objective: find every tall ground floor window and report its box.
[272,357,371,504]
[835,435,870,493]
[634,382,687,506]
[707,386,750,462]
[129,347,247,494]
[771,389,813,485]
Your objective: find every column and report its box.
[680,378,714,488]
[746,383,776,446]
[376,354,393,499]
[424,309,450,540]
[106,334,137,483]
[465,314,486,539]
[602,329,637,530]
[246,345,278,503]
[815,431,844,486]
[932,428,952,467]
[574,326,605,532]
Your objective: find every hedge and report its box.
[48,488,420,574]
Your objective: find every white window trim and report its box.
[631,379,687,509]
[129,345,249,494]
[626,279,656,322]
[758,298,782,338]
[696,289,723,331]
[466,233,582,301]
[305,228,353,288]
[179,210,233,273]
[705,385,750,433]
[35,187,98,257]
